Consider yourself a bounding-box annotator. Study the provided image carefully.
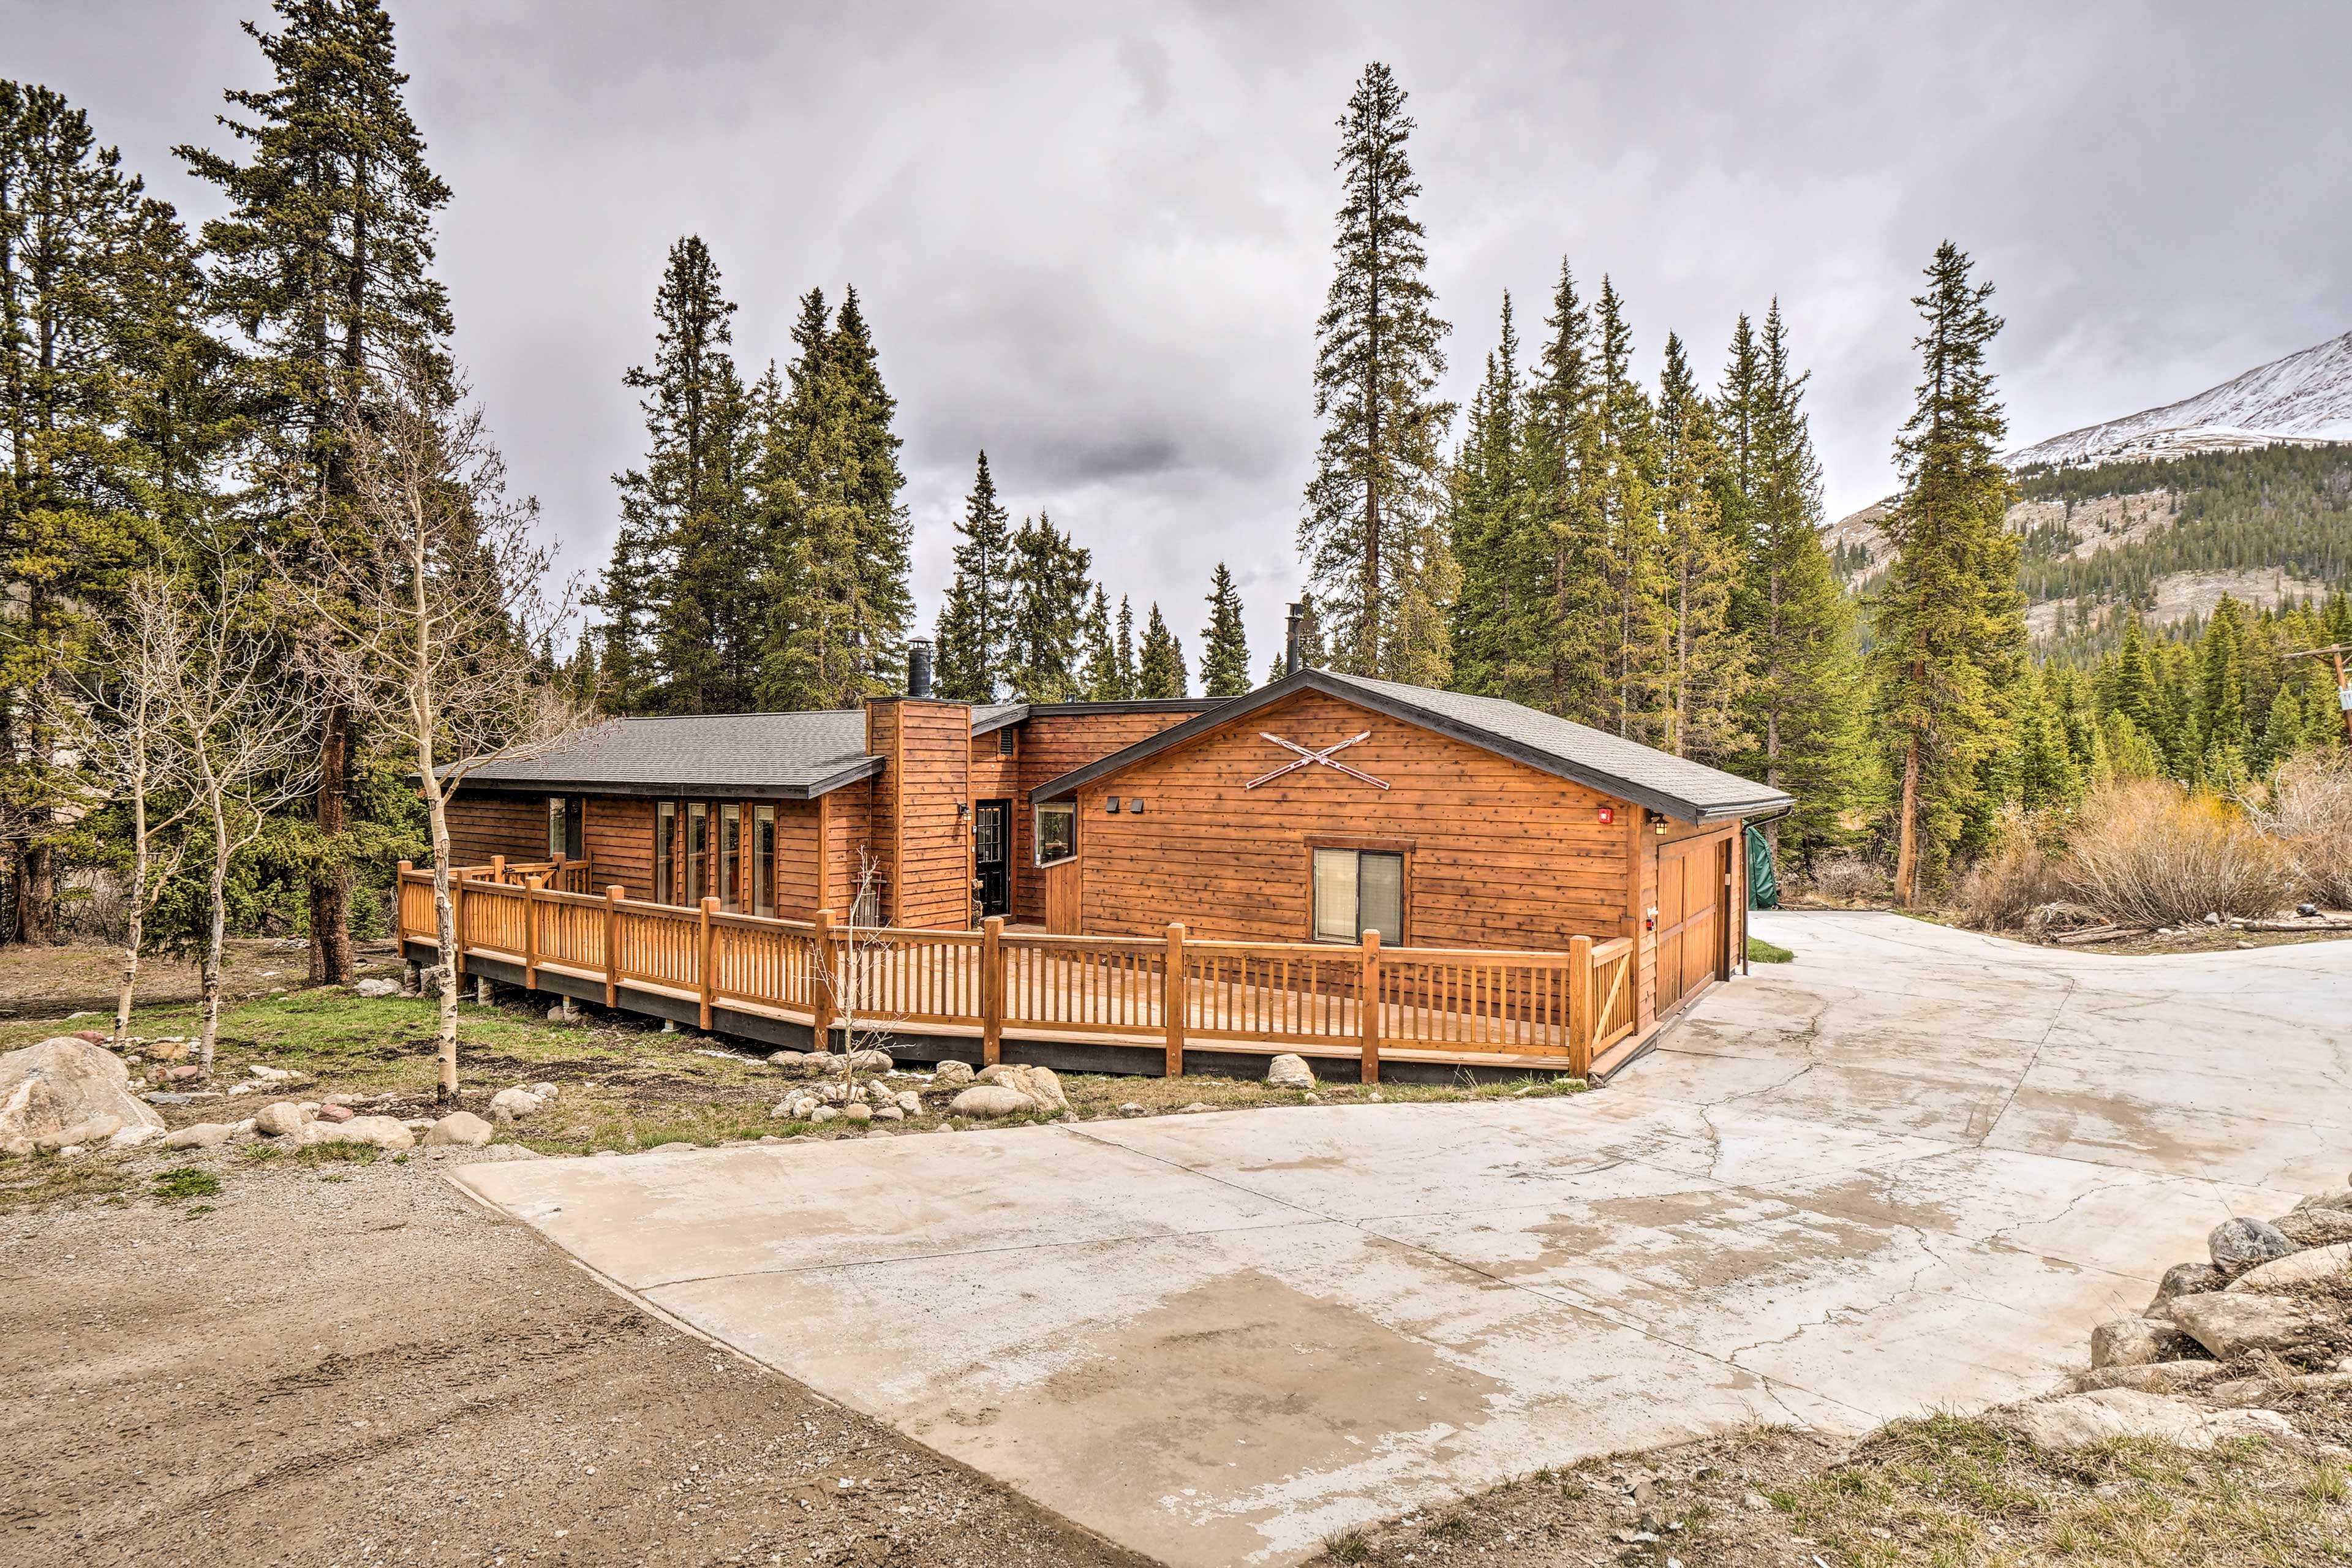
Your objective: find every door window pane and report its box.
[564,798,584,862]
[687,804,707,904]
[547,797,565,859]
[1313,848,1358,943]
[656,802,675,903]
[721,804,741,910]
[1359,853,1404,945]
[755,806,775,918]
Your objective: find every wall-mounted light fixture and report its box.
[1104,796,1121,814]
[1129,798,1145,815]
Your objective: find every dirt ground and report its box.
[0,1142,1152,1567]
[0,935,345,1020]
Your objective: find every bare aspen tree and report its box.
[293,349,589,1104]
[60,570,203,1044]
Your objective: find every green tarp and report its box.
[1746,824,1779,910]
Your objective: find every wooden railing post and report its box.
[603,885,625,1006]
[1359,929,1382,1084]
[451,867,468,983]
[811,908,836,1053]
[523,874,545,989]
[490,854,505,887]
[1568,934,1594,1076]
[1163,922,1186,1078]
[698,895,718,1031]
[396,861,414,939]
[981,916,1005,1066]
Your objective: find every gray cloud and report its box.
[10,0,2350,663]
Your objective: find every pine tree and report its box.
[821,286,913,684]
[1871,243,2024,905]
[178,0,453,982]
[2196,594,2251,769]
[1077,586,1121,699]
[1520,260,1611,722]
[1138,603,1186,698]
[1005,513,1090,701]
[1197,562,1251,696]
[1114,594,1138,698]
[1301,62,1455,681]
[1653,332,1747,763]
[932,450,1013,701]
[1590,278,1668,741]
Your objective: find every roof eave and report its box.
[446,755,884,801]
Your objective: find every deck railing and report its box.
[398,861,1638,1079]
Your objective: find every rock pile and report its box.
[489,1083,560,1126]
[772,1076,922,1125]
[951,1064,1068,1119]
[247,1099,417,1151]
[767,1049,894,1078]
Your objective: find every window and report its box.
[997,727,1016,757]
[1035,802,1076,866]
[687,803,709,905]
[546,796,582,861]
[656,802,676,903]
[755,805,775,918]
[547,797,565,859]
[1313,848,1403,945]
[721,804,741,911]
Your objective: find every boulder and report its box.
[2165,1291,2316,1360]
[840,1103,873,1124]
[423,1112,495,1148]
[931,1060,975,1088]
[2004,1389,2295,1451]
[976,1064,1068,1114]
[848,1049,894,1073]
[108,1121,165,1149]
[2209,1217,2298,1274]
[767,1050,810,1070]
[162,1121,236,1151]
[528,1082,559,1102]
[353,978,400,999]
[489,1087,543,1123]
[894,1091,921,1115]
[303,1115,415,1152]
[36,1114,123,1154]
[2090,1316,2198,1370]
[2070,1360,2223,1396]
[1265,1053,1316,1090]
[2293,1189,2352,1214]
[254,1100,311,1138]
[0,1037,167,1155]
[2226,1242,2352,1294]
[2274,1208,2352,1248]
[950,1085,1034,1119]
[2148,1262,2227,1309]
[810,1106,837,1123]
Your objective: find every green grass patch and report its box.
[292,1140,379,1165]
[1746,935,1795,963]
[1321,1528,1371,1564]
[151,1166,220,1201]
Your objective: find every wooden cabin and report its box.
[441,657,1792,1044]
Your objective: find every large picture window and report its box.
[1035,802,1077,866]
[1313,848,1403,945]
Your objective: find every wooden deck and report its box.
[400,862,1646,1081]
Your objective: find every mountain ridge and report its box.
[2006,328,2352,470]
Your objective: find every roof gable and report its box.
[1027,669,1792,823]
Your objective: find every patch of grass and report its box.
[184,1203,214,1217]
[1746,935,1795,963]
[292,1141,379,1165]
[152,1166,221,1201]
[1423,1511,1472,1540]
[1321,1528,1371,1564]
[0,1153,133,1213]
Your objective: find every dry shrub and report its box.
[2256,750,2352,907]
[2061,780,2289,928]
[55,868,130,946]
[1801,854,1888,906]
[1954,809,2068,930]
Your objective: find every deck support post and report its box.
[603,886,625,1006]
[1567,935,1594,1076]
[981,916,1005,1066]
[1163,922,1186,1077]
[698,895,718,1031]
[1359,929,1382,1084]
[522,875,544,990]
[812,908,836,1053]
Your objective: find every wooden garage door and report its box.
[1656,834,1729,1016]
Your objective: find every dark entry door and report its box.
[974,798,1011,919]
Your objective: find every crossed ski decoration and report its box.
[1243,730,1390,791]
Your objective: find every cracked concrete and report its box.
[448,912,2348,1567]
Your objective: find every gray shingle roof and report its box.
[1030,668,1794,823]
[457,711,880,798]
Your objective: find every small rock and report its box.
[649,1141,697,1154]
[810,1106,837,1123]
[2226,1242,2352,1294]
[70,1029,109,1045]
[2165,1291,2316,1359]
[423,1112,495,1148]
[1119,1102,1145,1116]
[162,1122,235,1150]
[950,1085,1033,1118]
[2275,1209,2352,1248]
[489,1086,543,1123]
[2208,1216,2298,1274]
[2148,1262,2227,1309]
[1741,1491,1769,1512]
[893,1091,921,1115]
[1265,1053,1315,1090]
[1178,1101,1210,1114]
[2005,1388,2295,1450]
[767,1050,809,1069]
[35,1114,123,1153]
[315,1103,355,1124]
[847,1049,894,1073]
[757,1134,783,1145]
[865,1128,894,1139]
[108,1122,165,1149]
[2070,1360,2224,1395]
[2090,1316,2198,1370]
[303,1115,415,1152]
[353,978,400,999]
[1303,1092,1320,1103]
[529,1082,559,1101]
[1368,1091,1384,1102]
[254,1101,310,1138]
[162,1065,205,1083]
[2293,1189,2352,1214]
[840,1103,873,1124]
[873,1105,903,1121]
[931,1060,976,1088]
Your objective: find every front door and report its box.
[974,798,1011,919]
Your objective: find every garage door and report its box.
[1656,835,1729,1016]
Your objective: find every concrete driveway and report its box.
[452,913,2351,1567]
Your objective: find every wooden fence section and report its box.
[399,862,1639,1079]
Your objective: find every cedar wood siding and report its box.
[444,791,547,869]
[969,731,1022,917]
[1070,688,1634,951]
[582,797,657,900]
[1011,711,1197,924]
[884,699,974,929]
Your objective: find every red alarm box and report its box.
[1596,805,1615,826]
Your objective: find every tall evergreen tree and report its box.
[1590,277,1668,740]
[1871,242,2023,905]
[1301,62,1455,682]
[1005,513,1090,701]
[1114,594,1138,698]
[1197,562,1251,696]
[1446,294,1534,699]
[1653,332,1746,763]
[932,450,1013,701]
[1138,602,1186,698]
[1520,260,1611,722]
[1077,586,1121,699]
[814,285,912,685]
[178,0,452,983]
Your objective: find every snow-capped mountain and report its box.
[2006,328,2352,469]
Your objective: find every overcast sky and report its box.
[11,0,2351,663]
